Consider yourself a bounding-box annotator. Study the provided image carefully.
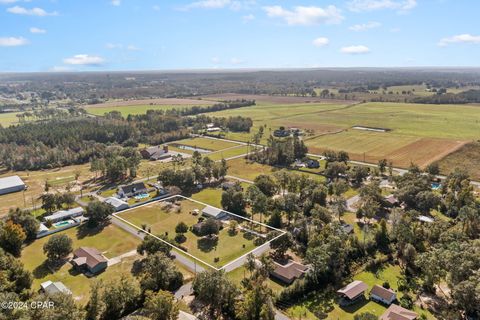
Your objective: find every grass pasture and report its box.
[169,137,241,152]
[116,197,265,268]
[0,163,94,216]
[0,111,22,127]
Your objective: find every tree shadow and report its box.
[32,259,68,279]
[197,237,218,253]
[76,222,108,239]
[339,296,369,314]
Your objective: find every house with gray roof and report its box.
[44,207,84,223]
[104,197,129,212]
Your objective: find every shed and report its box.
[202,206,229,220]
[40,280,72,295]
[0,175,26,195]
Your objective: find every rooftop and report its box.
[0,175,25,189]
[337,280,368,300]
[271,260,309,282]
[381,304,418,320]
[202,205,227,218]
[72,247,107,269]
[370,284,396,301]
[40,280,71,295]
[44,207,84,222]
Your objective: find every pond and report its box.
[171,144,211,153]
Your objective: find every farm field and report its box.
[305,131,466,168]
[83,97,214,117]
[207,101,480,169]
[0,111,21,127]
[116,198,262,268]
[437,141,480,180]
[226,157,326,183]
[207,145,250,161]
[286,264,435,320]
[170,137,241,151]
[0,163,94,216]
[199,93,353,105]
[20,224,141,304]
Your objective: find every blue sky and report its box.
[0,0,479,72]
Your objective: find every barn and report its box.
[0,176,26,195]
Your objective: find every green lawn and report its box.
[117,198,260,267]
[208,145,250,161]
[0,111,22,127]
[20,224,141,304]
[170,137,241,152]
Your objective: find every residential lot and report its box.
[20,224,141,304]
[116,197,269,268]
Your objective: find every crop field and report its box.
[0,163,94,216]
[200,93,353,105]
[116,197,269,268]
[438,142,480,180]
[207,101,480,169]
[305,131,466,167]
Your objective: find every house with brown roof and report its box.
[337,280,368,306]
[71,247,108,275]
[140,145,171,161]
[381,304,418,320]
[370,284,397,305]
[270,260,309,285]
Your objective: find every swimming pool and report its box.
[53,220,72,228]
[134,193,149,200]
[431,182,441,190]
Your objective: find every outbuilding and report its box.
[202,206,229,220]
[0,175,26,195]
[104,197,129,212]
[337,280,368,306]
[40,281,71,295]
[370,285,396,305]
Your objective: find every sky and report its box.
[0,0,479,72]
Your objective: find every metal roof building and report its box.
[44,207,84,223]
[0,175,26,195]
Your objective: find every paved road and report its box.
[174,282,193,299]
[275,310,291,320]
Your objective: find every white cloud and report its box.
[106,43,122,49]
[263,5,343,25]
[340,45,370,54]
[0,0,21,4]
[63,54,105,66]
[30,27,46,34]
[7,6,58,16]
[349,21,381,32]
[312,37,329,47]
[0,36,28,47]
[180,0,254,11]
[347,0,417,12]
[438,34,480,46]
[242,13,254,22]
[111,0,121,6]
[127,45,140,51]
[230,57,244,64]
[152,5,160,11]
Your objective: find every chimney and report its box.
[163,145,169,153]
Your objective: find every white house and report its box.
[104,197,129,212]
[44,207,84,223]
[370,285,396,305]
